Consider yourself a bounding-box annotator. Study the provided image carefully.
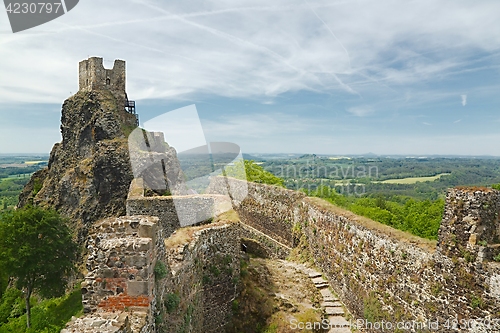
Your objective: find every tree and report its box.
[224,160,285,187]
[0,206,78,328]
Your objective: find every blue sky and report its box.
[1,0,500,155]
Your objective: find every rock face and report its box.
[18,90,137,241]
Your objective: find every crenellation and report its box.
[79,57,126,96]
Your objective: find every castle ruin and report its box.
[78,57,138,125]
[21,57,499,332]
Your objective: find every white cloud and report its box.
[202,112,317,139]
[347,106,373,117]
[0,0,500,104]
[461,94,467,106]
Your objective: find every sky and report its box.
[1,0,500,155]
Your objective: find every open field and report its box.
[373,173,450,184]
[2,173,33,180]
[24,160,48,165]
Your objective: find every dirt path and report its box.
[228,257,352,333]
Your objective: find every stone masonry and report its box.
[79,57,127,106]
[208,177,500,332]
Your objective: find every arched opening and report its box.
[86,79,88,85]
[106,78,110,85]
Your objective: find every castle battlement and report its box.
[78,57,138,126]
[78,57,126,94]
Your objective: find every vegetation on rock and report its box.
[225,160,285,187]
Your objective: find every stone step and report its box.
[320,289,339,299]
[315,282,330,289]
[325,307,345,315]
[323,295,339,302]
[311,276,326,284]
[321,301,343,308]
[327,316,351,328]
[308,271,322,278]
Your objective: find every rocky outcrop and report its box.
[17,89,183,242]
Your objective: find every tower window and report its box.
[86,79,88,85]
[106,78,110,85]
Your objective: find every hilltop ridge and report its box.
[18,89,138,240]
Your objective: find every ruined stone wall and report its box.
[64,215,160,332]
[438,188,500,259]
[209,177,500,332]
[63,216,241,333]
[79,57,126,104]
[155,222,241,333]
[207,177,303,247]
[127,178,231,237]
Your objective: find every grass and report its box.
[0,286,83,333]
[1,174,33,181]
[214,209,240,223]
[164,210,240,248]
[164,226,200,248]
[373,173,450,184]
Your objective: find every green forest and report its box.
[260,155,500,240]
[306,186,444,240]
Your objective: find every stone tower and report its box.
[78,57,127,105]
[78,56,138,125]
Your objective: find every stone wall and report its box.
[79,57,126,105]
[64,215,159,332]
[207,177,303,247]
[127,178,231,237]
[438,187,500,259]
[156,222,241,332]
[63,216,241,333]
[209,177,500,332]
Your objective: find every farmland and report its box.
[0,156,47,211]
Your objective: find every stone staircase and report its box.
[279,260,352,333]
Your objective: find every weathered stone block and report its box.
[127,281,149,296]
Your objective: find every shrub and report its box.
[154,261,168,280]
[164,293,180,313]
